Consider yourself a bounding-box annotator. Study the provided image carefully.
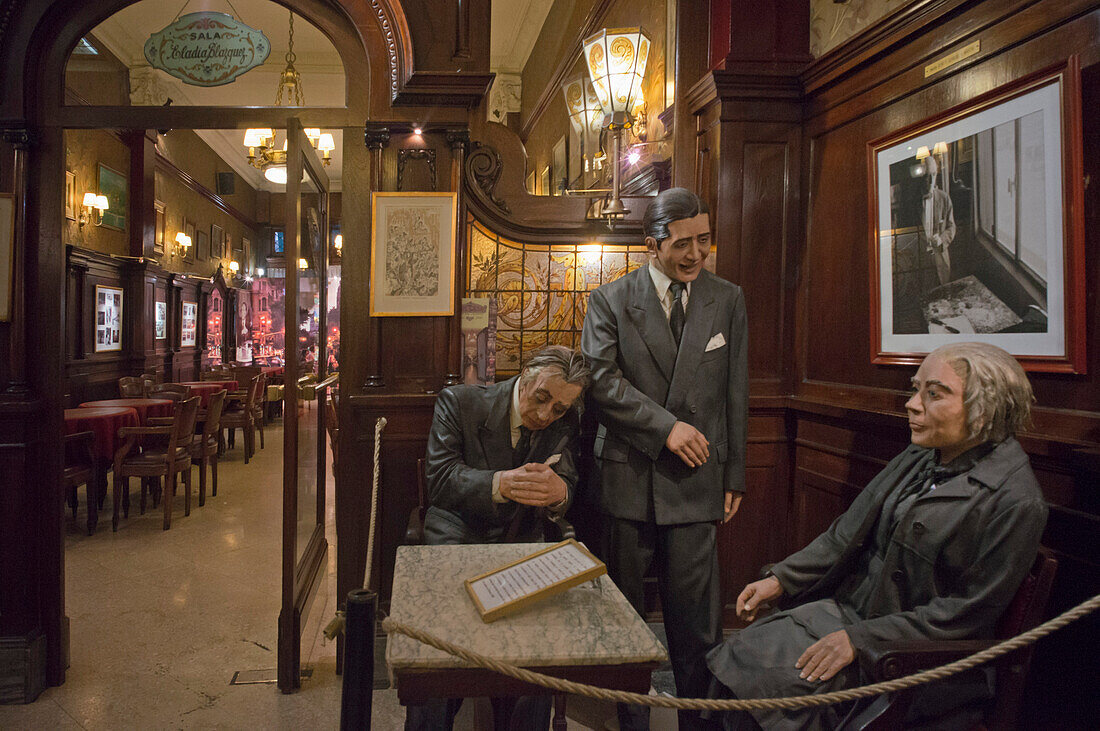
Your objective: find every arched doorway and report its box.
[15,0,398,693]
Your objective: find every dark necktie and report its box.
[669,281,686,346]
[512,426,532,468]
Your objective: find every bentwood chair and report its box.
[64,431,96,535]
[849,546,1058,731]
[112,396,199,531]
[147,382,192,402]
[190,389,226,504]
[118,376,147,397]
[221,375,260,463]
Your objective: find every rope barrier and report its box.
[383,591,1100,712]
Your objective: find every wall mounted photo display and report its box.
[154,200,166,254]
[94,284,123,352]
[369,192,457,316]
[184,219,196,263]
[96,163,127,231]
[155,300,167,340]
[0,193,14,321]
[195,229,209,261]
[869,58,1086,373]
[65,170,77,220]
[211,223,224,259]
[181,300,197,347]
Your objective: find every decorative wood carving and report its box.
[464,142,510,214]
[396,148,437,191]
[370,0,401,101]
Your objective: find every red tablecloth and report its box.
[79,398,175,424]
[182,379,238,392]
[64,406,139,460]
[177,382,231,406]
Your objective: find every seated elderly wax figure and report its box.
[405,345,591,731]
[704,343,1048,731]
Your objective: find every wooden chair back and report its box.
[148,383,192,402]
[168,397,201,459]
[118,376,146,398]
[202,389,228,440]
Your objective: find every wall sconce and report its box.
[174,231,192,257]
[229,261,240,274]
[333,233,343,253]
[79,193,109,227]
[915,145,931,161]
[256,267,266,277]
[583,27,651,224]
[298,257,308,269]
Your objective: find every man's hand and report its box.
[498,463,567,507]
[723,493,743,523]
[736,576,783,623]
[796,630,855,682]
[666,421,709,467]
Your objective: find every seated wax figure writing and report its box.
[405,345,591,731]
[704,343,1048,731]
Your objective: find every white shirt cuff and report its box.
[491,471,507,503]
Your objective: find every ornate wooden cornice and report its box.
[392,72,495,108]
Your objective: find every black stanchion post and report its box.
[340,589,377,730]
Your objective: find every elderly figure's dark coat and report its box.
[706,437,1048,730]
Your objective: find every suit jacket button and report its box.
[912,521,926,533]
[891,570,904,583]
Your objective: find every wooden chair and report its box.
[190,389,226,505]
[201,365,233,381]
[221,375,259,463]
[250,372,266,448]
[112,396,200,531]
[118,376,146,397]
[147,383,192,402]
[849,546,1059,731]
[325,398,339,472]
[64,431,96,535]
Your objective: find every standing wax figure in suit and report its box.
[703,343,1048,731]
[405,345,591,731]
[580,188,748,731]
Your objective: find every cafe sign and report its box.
[144,12,270,87]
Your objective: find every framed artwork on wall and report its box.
[195,229,209,260]
[184,219,196,263]
[232,231,242,253]
[94,284,123,352]
[552,136,566,196]
[369,192,457,316]
[539,165,551,196]
[868,58,1085,373]
[97,163,127,231]
[242,237,251,266]
[155,300,167,340]
[525,170,536,195]
[65,171,77,220]
[181,300,198,347]
[211,223,224,259]
[0,193,14,321]
[154,200,166,254]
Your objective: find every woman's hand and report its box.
[795,630,855,682]
[735,576,783,623]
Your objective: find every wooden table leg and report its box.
[552,694,567,731]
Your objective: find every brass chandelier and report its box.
[243,10,334,184]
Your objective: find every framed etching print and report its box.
[370,192,457,316]
[869,59,1086,373]
[95,285,123,352]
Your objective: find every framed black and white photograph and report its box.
[181,300,198,347]
[95,284,123,352]
[155,301,167,340]
[869,60,1086,372]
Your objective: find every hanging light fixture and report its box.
[583,27,651,223]
[243,11,333,184]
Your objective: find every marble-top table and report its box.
[387,543,667,714]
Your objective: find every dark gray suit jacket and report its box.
[423,376,580,544]
[581,266,748,525]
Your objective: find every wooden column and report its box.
[364,127,389,388]
[4,129,31,395]
[444,129,469,386]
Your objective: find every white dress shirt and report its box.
[648,262,691,321]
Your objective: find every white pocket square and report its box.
[705,333,726,352]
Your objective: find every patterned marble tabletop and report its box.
[387,543,668,670]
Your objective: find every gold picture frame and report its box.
[65,171,77,220]
[369,191,457,316]
[464,539,606,623]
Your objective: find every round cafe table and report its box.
[176,382,231,407]
[64,406,140,534]
[181,379,238,393]
[79,398,174,424]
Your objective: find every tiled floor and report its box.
[0,421,677,730]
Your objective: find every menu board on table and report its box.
[465,539,606,623]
